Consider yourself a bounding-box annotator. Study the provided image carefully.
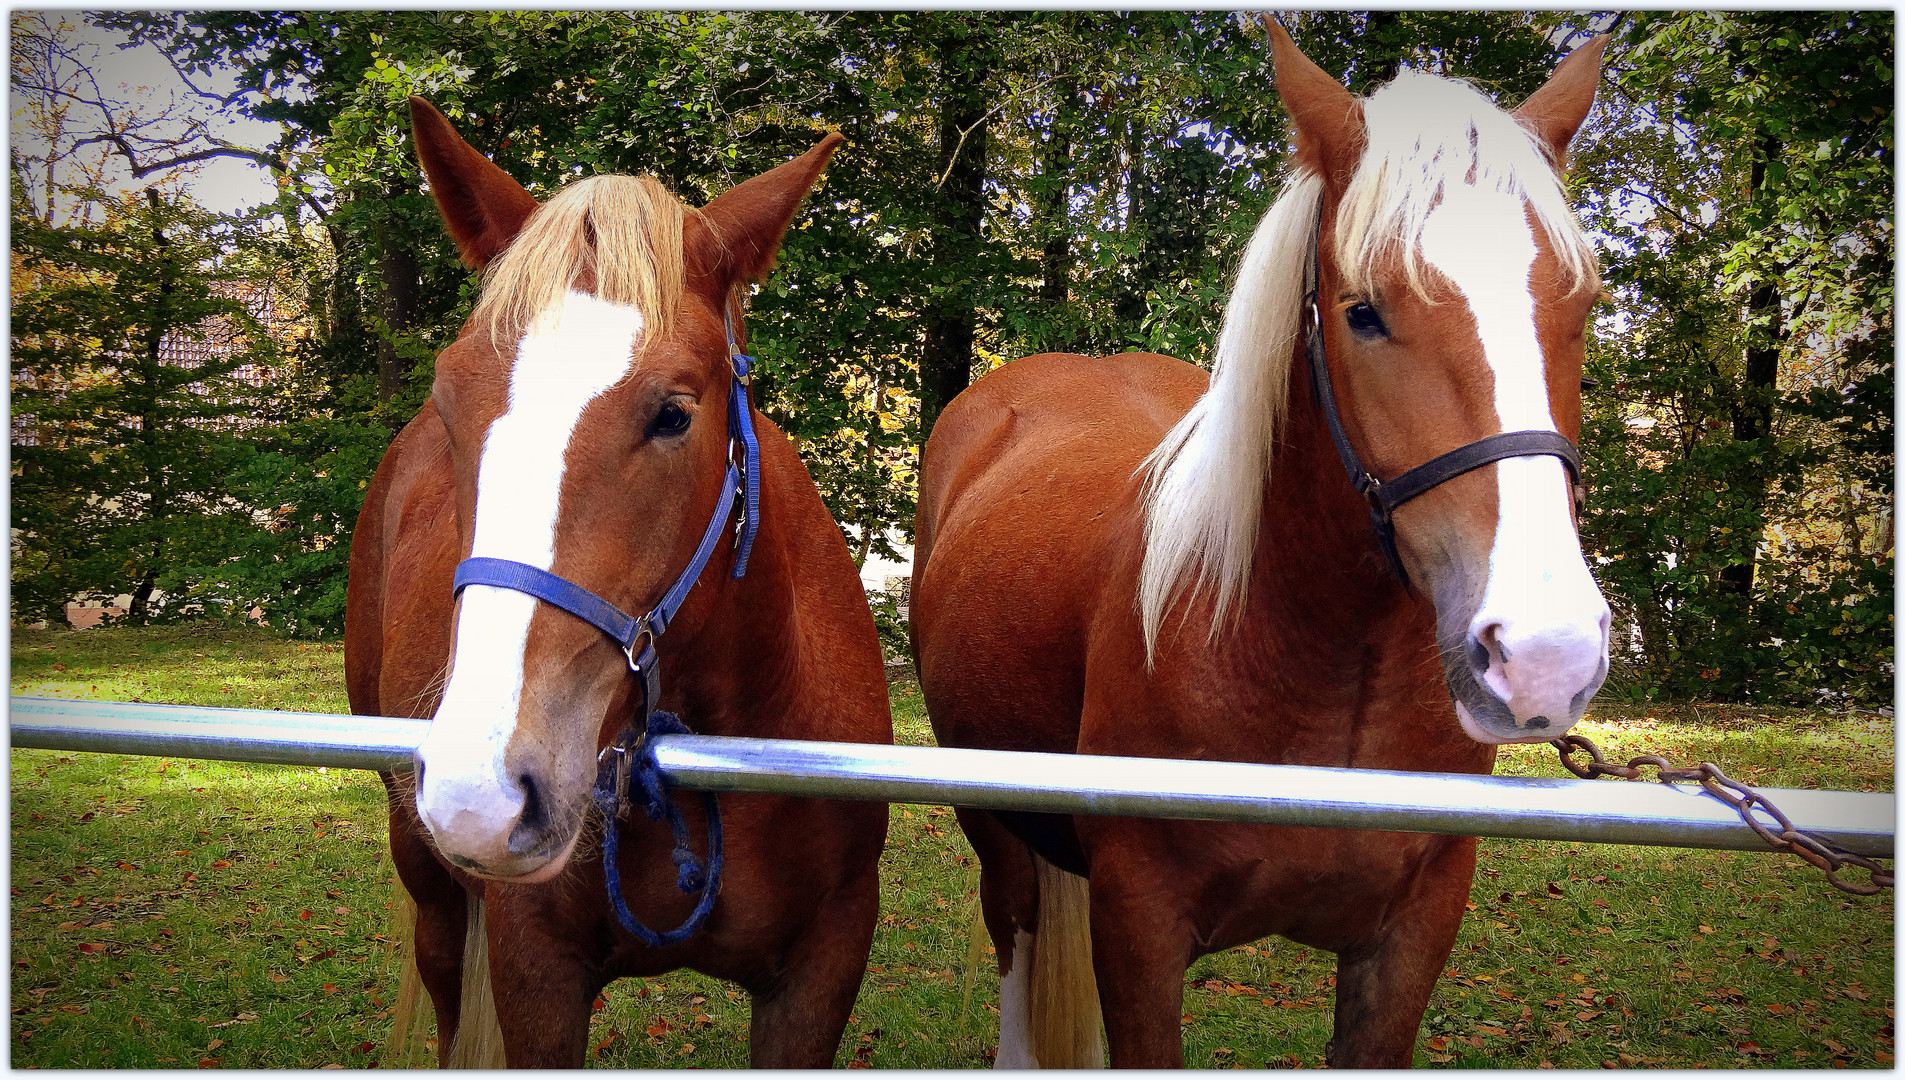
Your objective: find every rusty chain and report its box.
[1551,732,1893,897]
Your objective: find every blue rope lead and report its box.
[591,711,724,947]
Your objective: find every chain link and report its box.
[1551,733,1893,897]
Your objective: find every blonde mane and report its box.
[470,174,686,349]
[1135,67,1598,662]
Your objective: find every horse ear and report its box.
[1513,35,1609,171]
[1263,18,1365,189]
[409,97,540,269]
[687,133,845,288]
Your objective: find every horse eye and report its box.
[651,402,691,437]
[1345,302,1388,337]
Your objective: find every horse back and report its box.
[912,352,1206,755]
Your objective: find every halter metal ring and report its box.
[622,621,655,676]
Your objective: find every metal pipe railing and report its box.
[9,696,1893,858]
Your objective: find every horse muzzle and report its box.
[412,737,590,881]
[1441,582,1610,744]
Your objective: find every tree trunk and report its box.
[1036,78,1079,349]
[854,377,888,569]
[918,24,991,445]
[1718,133,1786,598]
[1111,106,1149,330]
[131,191,172,623]
[376,181,421,402]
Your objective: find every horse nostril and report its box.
[1469,621,1509,673]
[506,773,550,856]
[1467,633,1491,674]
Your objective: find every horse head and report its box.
[405,98,840,880]
[1267,25,1612,743]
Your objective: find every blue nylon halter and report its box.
[448,306,763,945]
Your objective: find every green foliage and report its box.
[1575,10,1894,705]
[21,13,1892,706]
[863,581,912,664]
[11,192,273,626]
[213,405,395,639]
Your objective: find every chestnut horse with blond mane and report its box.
[911,25,1611,1067]
[345,100,890,1067]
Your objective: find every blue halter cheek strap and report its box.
[447,318,763,947]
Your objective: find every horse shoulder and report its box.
[347,400,461,720]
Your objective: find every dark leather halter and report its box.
[1301,211,1585,589]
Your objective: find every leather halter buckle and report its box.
[1360,476,1390,525]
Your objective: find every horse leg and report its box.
[1326,838,1477,1068]
[382,774,470,1067]
[1082,845,1196,1068]
[479,891,599,1067]
[745,865,883,1068]
[955,808,1041,1067]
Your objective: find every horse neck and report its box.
[1248,343,1421,652]
[648,468,805,738]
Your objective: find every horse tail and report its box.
[446,891,508,1068]
[384,880,435,1068]
[1029,855,1105,1068]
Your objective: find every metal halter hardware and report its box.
[1301,211,1584,589]
[446,303,763,945]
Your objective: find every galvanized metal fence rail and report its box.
[9,695,1894,858]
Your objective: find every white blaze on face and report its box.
[414,291,643,854]
[1420,185,1609,737]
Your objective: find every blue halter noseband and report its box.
[447,307,761,946]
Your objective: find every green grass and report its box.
[10,626,1895,1068]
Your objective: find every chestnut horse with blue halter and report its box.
[911,24,1611,1068]
[344,100,890,1067]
